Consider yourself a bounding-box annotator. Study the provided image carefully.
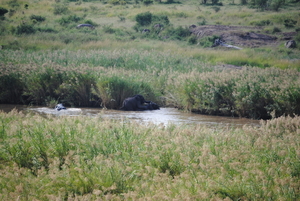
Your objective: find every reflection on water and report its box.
[0,104,261,127]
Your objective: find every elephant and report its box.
[120,95,159,111]
[55,103,66,111]
[146,101,160,110]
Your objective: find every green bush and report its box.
[171,67,300,119]
[188,35,198,45]
[15,24,36,35]
[0,73,23,104]
[250,19,272,26]
[56,72,97,107]
[272,27,281,33]
[30,15,46,22]
[53,3,69,15]
[93,76,155,109]
[198,35,219,47]
[143,0,153,5]
[284,18,297,28]
[0,7,8,17]
[164,26,191,40]
[135,12,152,26]
[58,14,83,25]
[270,0,285,11]
[37,27,57,33]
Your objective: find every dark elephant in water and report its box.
[55,103,66,111]
[120,95,160,111]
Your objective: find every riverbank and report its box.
[1,50,300,119]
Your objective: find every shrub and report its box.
[171,67,300,119]
[93,76,155,109]
[56,72,97,107]
[250,20,272,26]
[0,73,23,104]
[272,27,281,33]
[188,35,198,45]
[53,3,69,15]
[37,27,57,33]
[284,18,297,28]
[143,0,153,5]
[211,6,221,12]
[0,7,8,17]
[270,0,285,11]
[198,35,219,47]
[29,15,46,22]
[164,26,191,40]
[58,15,83,26]
[103,24,116,34]
[249,0,268,10]
[135,12,152,26]
[15,24,36,35]
[152,14,170,26]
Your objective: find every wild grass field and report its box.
[0,0,300,199]
[0,110,299,200]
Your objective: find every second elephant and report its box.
[120,95,159,111]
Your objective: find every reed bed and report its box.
[0,110,299,200]
[167,67,300,119]
[1,49,300,118]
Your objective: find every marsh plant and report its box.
[1,49,300,118]
[0,110,299,200]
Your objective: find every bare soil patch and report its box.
[190,25,296,48]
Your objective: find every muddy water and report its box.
[0,104,261,128]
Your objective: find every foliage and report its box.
[15,24,36,35]
[168,67,300,119]
[250,19,272,26]
[0,111,299,199]
[0,73,23,104]
[0,7,8,17]
[188,35,198,45]
[134,12,170,32]
[198,35,219,47]
[143,0,154,5]
[29,15,46,22]
[135,12,153,27]
[93,76,155,109]
[53,3,69,15]
[283,18,297,28]
[163,26,191,40]
[1,49,300,118]
[58,14,83,26]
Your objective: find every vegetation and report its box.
[0,0,300,199]
[0,110,299,200]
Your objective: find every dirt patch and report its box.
[190,25,295,48]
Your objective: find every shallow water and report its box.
[0,104,261,127]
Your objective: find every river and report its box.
[0,104,261,128]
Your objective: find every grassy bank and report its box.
[1,49,300,119]
[0,110,299,200]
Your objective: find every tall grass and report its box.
[1,49,300,118]
[167,67,300,119]
[0,110,299,200]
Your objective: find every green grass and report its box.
[1,49,300,119]
[0,110,299,200]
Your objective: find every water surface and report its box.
[0,104,261,127]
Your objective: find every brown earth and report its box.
[189,25,297,48]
